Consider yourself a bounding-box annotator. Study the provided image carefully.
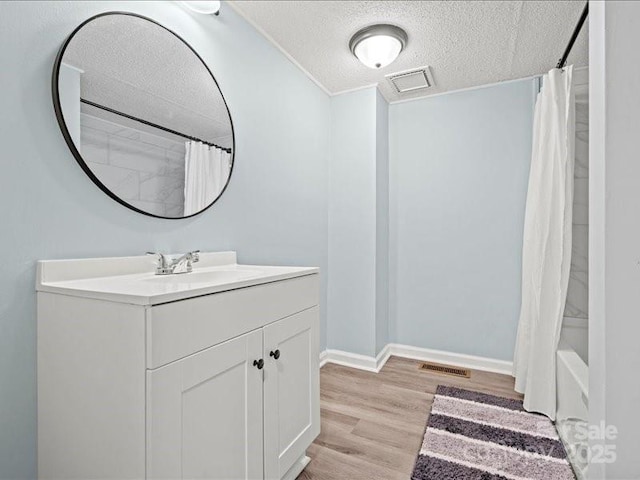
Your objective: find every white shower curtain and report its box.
[512,66,575,420]
[183,141,231,216]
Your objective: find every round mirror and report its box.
[53,12,234,219]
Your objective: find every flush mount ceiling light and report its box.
[349,24,408,69]
[180,1,221,15]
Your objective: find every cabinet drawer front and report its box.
[147,274,319,369]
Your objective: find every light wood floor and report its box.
[298,356,522,480]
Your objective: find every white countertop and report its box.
[36,252,318,306]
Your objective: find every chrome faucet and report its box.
[147,250,200,275]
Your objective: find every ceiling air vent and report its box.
[386,66,433,94]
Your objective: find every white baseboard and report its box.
[319,350,329,368]
[386,343,513,375]
[320,343,513,376]
[320,349,379,372]
[375,344,392,372]
[281,455,310,480]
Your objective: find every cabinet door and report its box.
[147,329,264,480]
[263,307,320,480]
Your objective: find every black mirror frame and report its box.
[51,11,235,219]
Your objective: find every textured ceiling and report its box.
[63,14,232,143]
[228,0,588,101]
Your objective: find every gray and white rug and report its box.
[411,385,575,480]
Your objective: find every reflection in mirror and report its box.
[54,12,234,218]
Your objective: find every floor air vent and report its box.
[419,362,470,378]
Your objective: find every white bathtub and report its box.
[556,341,589,479]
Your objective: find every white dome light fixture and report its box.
[349,24,408,69]
[180,1,221,15]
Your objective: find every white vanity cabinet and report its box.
[37,252,320,480]
[147,307,320,480]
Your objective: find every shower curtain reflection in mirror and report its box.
[184,141,231,216]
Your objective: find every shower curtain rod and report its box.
[556,2,588,69]
[80,98,232,153]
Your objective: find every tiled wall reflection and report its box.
[80,114,186,218]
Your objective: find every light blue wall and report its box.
[375,90,390,355]
[0,2,330,478]
[327,87,377,356]
[389,79,536,361]
[327,86,391,357]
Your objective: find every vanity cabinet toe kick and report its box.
[38,273,320,480]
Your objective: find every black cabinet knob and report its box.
[270,349,281,360]
[253,359,264,370]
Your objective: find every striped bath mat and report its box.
[411,385,574,480]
